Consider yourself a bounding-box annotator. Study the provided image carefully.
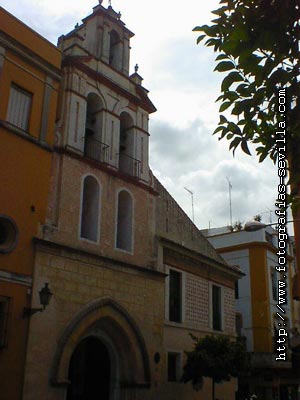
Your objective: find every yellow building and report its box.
[0,8,61,400]
[205,225,300,400]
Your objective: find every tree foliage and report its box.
[181,335,249,390]
[194,0,300,202]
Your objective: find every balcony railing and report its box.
[118,153,141,178]
[84,136,109,164]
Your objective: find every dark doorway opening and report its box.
[67,336,111,400]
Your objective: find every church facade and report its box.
[1,3,241,400]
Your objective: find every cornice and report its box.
[54,147,159,196]
[217,241,294,261]
[158,236,243,279]
[33,237,166,280]
[0,120,53,152]
[62,56,156,114]
[0,31,61,81]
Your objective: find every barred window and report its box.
[6,84,32,131]
[167,352,181,382]
[212,285,222,331]
[169,269,182,323]
[0,296,10,348]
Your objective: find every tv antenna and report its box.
[226,177,233,227]
[184,187,195,223]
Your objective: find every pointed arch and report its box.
[50,298,151,388]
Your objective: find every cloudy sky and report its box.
[2,0,283,230]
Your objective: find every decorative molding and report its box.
[54,147,158,196]
[33,237,166,279]
[62,57,156,114]
[50,298,151,387]
[159,236,243,279]
[0,120,53,152]
[0,269,32,287]
[0,31,61,81]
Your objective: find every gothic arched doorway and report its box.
[67,336,111,400]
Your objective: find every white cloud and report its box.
[2,0,285,231]
[150,119,278,229]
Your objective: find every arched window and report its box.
[118,112,140,177]
[109,30,122,71]
[85,94,107,162]
[116,190,133,252]
[80,176,100,242]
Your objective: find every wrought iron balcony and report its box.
[84,135,109,164]
[118,153,141,178]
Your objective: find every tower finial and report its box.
[134,64,139,73]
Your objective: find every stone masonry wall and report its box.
[23,245,165,400]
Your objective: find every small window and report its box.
[271,270,278,301]
[80,176,100,242]
[116,190,133,252]
[212,285,222,331]
[0,296,10,348]
[169,270,182,323]
[6,84,32,131]
[0,215,18,253]
[234,280,239,299]
[167,352,181,382]
[235,313,243,337]
[119,112,140,177]
[109,30,122,70]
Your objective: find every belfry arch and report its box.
[50,298,151,398]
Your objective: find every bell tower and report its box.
[56,1,156,183]
[45,1,157,267]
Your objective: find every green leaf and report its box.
[216,94,224,102]
[229,25,249,41]
[214,61,235,72]
[219,101,232,112]
[214,125,225,134]
[211,6,228,16]
[221,72,244,91]
[229,137,241,151]
[224,91,239,101]
[219,115,227,124]
[196,35,206,44]
[236,83,250,96]
[193,26,204,32]
[241,139,251,155]
[215,54,229,61]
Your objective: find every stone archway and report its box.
[50,298,151,398]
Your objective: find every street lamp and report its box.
[244,220,299,232]
[23,282,53,318]
[244,220,270,232]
